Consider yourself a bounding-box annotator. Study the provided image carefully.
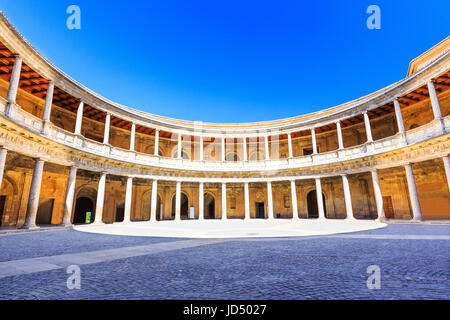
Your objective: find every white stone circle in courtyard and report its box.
[74,219,387,239]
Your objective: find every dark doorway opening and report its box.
[36,198,54,225]
[73,197,95,224]
[255,202,265,218]
[0,195,6,226]
[115,202,124,222]
[307,190,326,218]
[204,193,215,219]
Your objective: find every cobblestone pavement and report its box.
[0,224,448,299]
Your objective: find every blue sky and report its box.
[1,1,449,123]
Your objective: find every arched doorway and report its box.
[36,198,54,225]
[171,193,189,219]
[204,193,215,219]
[73,197,95,224]
[307,190,326,218]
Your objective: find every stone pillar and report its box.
[288,133,293,158]
[393,99,405,133]
[123,177,133,223]
[404,163,422,221]
[175,181,181,221]
[154,130,159,156]
[22,159,44,229]
[427,80,442,120]
[130,123,136,151]
[199,136,204,161]
[244,182,250,220]
[243,137,248,161]
[198,182,204,220]
[311,128,318,154]
[363,111,373,142]
[177,134,182,159]
[221,137,225,161]
[94,172,106,224]
[267,181,274,219]
[341,174,355,220]
[150,179,158,221]
[6,54,22,105]
[290,180,299,220]
[61,166,77,226]
[103,113,111,144]
[315,178,325,219]
[371,170,385,221]
[42,81,54,122]
[265,135,270,160]
[443,156,450,192]
[336,121,344,149]
[221,183,227,220]
[0,147,7,191]
[74,101,84,135]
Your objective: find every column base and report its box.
[60,223,73,228]
[20,224,40,230]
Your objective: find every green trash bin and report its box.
[85,211,91,224]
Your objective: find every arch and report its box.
[204,193,215,219]
[73,197,95,224]
[225,152,240,162]
[171,192,189,219]
[249,150,264,161]
[306,190,327,218]
[172,150,190,160]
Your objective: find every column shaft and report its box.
[288,133,293,158]
[315,178,325,219]
[62,166,77,226]
[404,164,422,221]
[23,159,44,229]
[175,181,181,220]
[364,112,373,142]
[103,113,111,144]
[371,170,385,221]
[393,99,405,133]
[150,180,158,221]
[243,137,248,161]
[290,180,299,220]
[427,80,442,119]
[221,137,225,161]
[265,135,270,160]
[42,81,54,122]
[94,173,106,224]
[0,148,7,191]
[199,136,204,161]
[198,182,204,220]
[267,182,274,219]
[74,101,84,135]
[177,134,182,159]
[130,123,136,151]
[342,175,355,220]
[336,121,344,149]
[244,182,250,219]
[123,177,133,223]
[443,156,450,192]
[154,130,159,156]
[221,183,227,219]
[311,129,318,154]
[6,55,22,104]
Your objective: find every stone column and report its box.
[22,159,44,229]
[443,156,450,192]
[123,177,133,223]
[6,54,22,105]
[291,180,299,220]
[42,81,54,122]
[130,123,136,151]
[341,174,355,220]
[74,101,84,135]
[393,99,405,133]
[154,130,159,156]
[150,180,158,221]
[0,147,7,191]
[311,128,318,154]
[363,111,373,142]
[288,133,293,158]
[198,182,204,220]
[175,181,181,221]
[221,137,225,161]
[265,135,270,160]
[244,182,250,220]
[267,181,274,219]
[94,172,106,224]
[315,178,325,219]
[221,183,227,220]
[404,163,422,221]
[371,170,385,221]
[103,113,111,144]
[336,121,344,149]
[177,134,182,159]
[243,137,248,161]
[427,80,442,120]
[61,166,77,226]
[199,136,204,161]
